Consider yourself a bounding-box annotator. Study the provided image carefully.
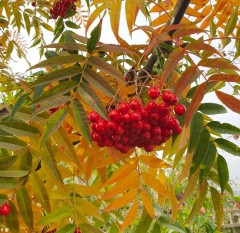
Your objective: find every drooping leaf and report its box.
[10,93,28,119]
[215,90,240,114]
[87,20,102,53]
[210,187,224,230]
[215,138,240,156]
[188,112,204,153]
[190,128,210,175]
[78,82,108,120]
[140,189,154,218]
[31,66,82,87]
[87,56,124,82]
[0,136,26,150]
[198,103,227,115]
[217,154,229,193]
[29,172,51,213]
[37,205,74,226]
[185,82,207,126]
[207,121,240,135]
[16,186,34,230]
[125,0,138,35]
[40,107,69,146]
[208,73,240,82]
[43,43,87,52]
[28,54,85,70]
[72,99,92,144]
[83,67,116,98]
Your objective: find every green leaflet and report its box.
[55,224,76,233]
[217,154,229,193]
[0,136,26,150]
[29,172,51,213]
[78,82,108,120]
[208,121,240,135]
[198,103,227,115]
[39,107,69,147]
[87,56,124,82]
[210,187,224,230]
[16,186,34,230]
[10,93,28,119]
[0,177,18,190]
[84,67,116,98]
[79,223,104,233]
[31,66,82,87]
[190,128,210,175]
[215,138,240,156]
[28,54,85,70]
[188,112,204,153]
[199,141,217,183]
[43,42,87,52]
[0,165,29,177]
[87,21,102,53]
[134,208,152,233]
[158,216,185,233]
[0,121,39,137]
[36,205,74,226]
[224,6,238,36]
[30,80,78,106]
[72,99,92,145]
[5,200,19,233]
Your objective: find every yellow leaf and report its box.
[141,172,167,197]
[140,155,171,168]
[140,189,154,218]
[65,184,101,197]
[101,172,139,200]
[120,200,139,231]
[103,159,138,187]
[103,188,138,212]
[167,182,178,220]
[109,1,121,39]
[125,0,138,35]
[97,166,107,184]
[84,148,100,180]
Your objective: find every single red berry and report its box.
[158,103,171,115]
[120,145,130,153]
[151,126,162,136]
[146,101,158,113]
[129,99,142,111]
[104,139,113,147]
[141,131,151,140]
[74,227,82,233]
[131,112,142,121]
[152,135,162,145]
[174,104,186,116]
[141,108,148,119]
[162,90,174,105]
[148,86,160,99]
[121,135,129,144]
[95,120,107,134]
[161,129,173,139]
[144,144,155,152]
[36,104,41,108]
[167,117,180,130]
[108,110,121,122]
[88,111,100,123]
[118,102,130,114]
[112,135,121,142]
[32,2,36,7]
[171,95,179,105]
[173,125,183,134]
[131,120,143,130]
[0,204,11,215]
[142,122,151,131]
[149,113,159,122]
[114,142,123,150]
[116,125,125,135]
[91,131,102,142]
[123,113,132,124]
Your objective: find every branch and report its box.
[137,0,191,79]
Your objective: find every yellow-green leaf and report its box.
[224,7,238,36]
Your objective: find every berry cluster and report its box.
[50,0,78,19]
[0,203,11,216]
[88,87,186,153]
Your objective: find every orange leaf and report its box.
[101,172,139,200]
[198,58,240,71]
[140,189,154,218]
[140,155,171,168]
[186,42,222,57]
[174,65,198,96]
[215,91,240,114]
[208,74,240,82]
[103,188,138,212]
[125,0,138,35]
[160,47,185,84]
[186,7,203,17]
[103,159,138,187]
[120,200,139,231]
[185,82,207,126]
[141,172,167,197]
[172,28,206,39]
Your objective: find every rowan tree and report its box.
[0,0,240,232]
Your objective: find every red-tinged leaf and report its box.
[224,6,238,36]
[140,33,171,64]
[120,200,139,231]
[37,205,74,226]
[28,54,85,70]
[172,28,206,39]
[96,44,132,54]
[215,90,240,113]
[185,42,222,57]
[103,188,138,212]
[16,186,34,230]
[217,154,229,193]
[174,65,198,96]
[198,58,240,71]
[43,43,87,52]
[185,82,207,126]
[210,187,224,230]
[72,99,92,145]
[208,73,240,83]
[160,47,185,84]
[125,0,138,35]
[40,107,69,147]
[29,172,51,213]
[87,56,124,82]
[140,189,154,218]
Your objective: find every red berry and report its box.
[91,132,102,142]
[0,204,11,215]
[112,135,121,142]
[88,111,100,123]
[171,95,179,105]
[148,86,160,99]
[116,125,125,135]
[104,139,113,147]
[95,120,107,134]
[144,144,154,152]
[129,99,142,111]
[141,131,151,140]
[149,113,159,122]
[142,122,151,131]
[162,90,174,105]
[32,2,36,7]
[131,120,143,130]
[174,104,186,116]
[146,101,158,113]
[158,103,171,115]
[167,117,180,130]
[173,125,183,134]
[108,110,121,122]
[131,112,142,121]
[74,227,82,233]
[123,113,132,124]
[151,126,162,136]
[106,121,117,135]
[120,145,130,153]
[118,102,129,114]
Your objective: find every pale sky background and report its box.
[9,5,240,192]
